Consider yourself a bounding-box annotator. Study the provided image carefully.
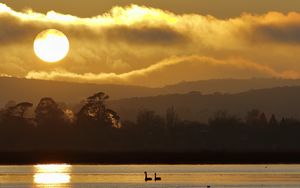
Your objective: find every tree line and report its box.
[0,91,300,152]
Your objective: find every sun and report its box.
[34,29,69,63]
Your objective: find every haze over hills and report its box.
[0,77,157,106]
[162,78,300,94]
[109,86,300,122]
[2,77,300,107]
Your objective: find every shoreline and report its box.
[0,151,300,165]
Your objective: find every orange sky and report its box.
[0,2,300,87]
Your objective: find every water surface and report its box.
[0,164,300,187]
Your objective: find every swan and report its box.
[144,171,152,181]
[154,173,161,181]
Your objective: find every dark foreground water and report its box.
[0,164,300,187]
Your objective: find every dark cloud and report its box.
[105,25,190,46]
[0,13,189,48]
[0,14,35,44]
[252,23,300,45]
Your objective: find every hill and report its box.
[2,77,300,107]
[0,77,158,106]
[162,78,300,94]
[109,86,300,122]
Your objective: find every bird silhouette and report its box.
[154,173,161,181]
[144,171,152,182]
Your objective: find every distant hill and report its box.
[0,77,158,106]
[2,77,300,107]
[161,78,300,94]
[109,86,300,122]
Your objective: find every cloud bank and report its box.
[1,3,300,86]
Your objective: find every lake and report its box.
[0,164,300,187]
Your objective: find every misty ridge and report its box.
[1,86,300,153]
[2,77,300,106]
[111,85,300,122]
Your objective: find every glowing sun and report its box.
[34,29,69,63]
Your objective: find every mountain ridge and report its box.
[2,76,300,107]
[109,86,300,122]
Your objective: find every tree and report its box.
[269,114,278,126]
[35,97,65,126]
[106,109,121,128]
[137,109,164,129]
[2,102,34,127]
[6,102,33,119]
[258,112,268,126]
[246,109,260,126]
[166,106,179,128]
[77,92,121,128]
[209,110,241,128]
[246,109,269,127]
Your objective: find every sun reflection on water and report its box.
[33,164,71,185]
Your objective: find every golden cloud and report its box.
[25,55,294,87]
[1,3,300,86]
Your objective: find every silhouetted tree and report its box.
[2,90,300,153]
[246,109,261,126]
[258,112,268,126]
[280,118,286,126]
[35,97,65,126]
[246,109,268,126]
[137,109,164,130]
[165,106,179,129]
[77,92,120,128]
[280,117,299,127]
[6,102,33,118]
[269,114,278,126]
[0,109,4,125]
[209,110,242,128]
[106,109,121,128]
[1,102,34,128]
